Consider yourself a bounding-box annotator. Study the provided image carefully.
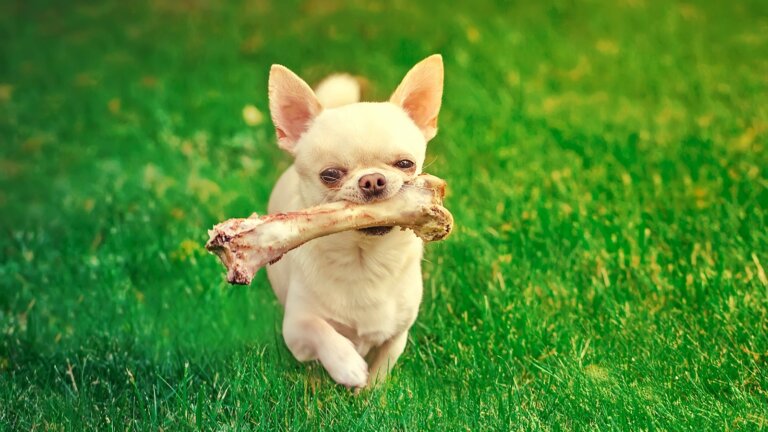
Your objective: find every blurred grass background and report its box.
[1,0,767,429]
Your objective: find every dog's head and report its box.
[267,55,444,207]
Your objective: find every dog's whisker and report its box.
[421,158,438,170]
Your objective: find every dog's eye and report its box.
[394,159,415,170]
[320,168,345,185]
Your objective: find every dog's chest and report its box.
[326,297,407,349]
[315,260,418,343]
[302,233,423,346]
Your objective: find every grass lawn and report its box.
[2,0,767,429]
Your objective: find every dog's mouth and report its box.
[357,226,394,236]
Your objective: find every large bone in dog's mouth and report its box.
[205,174,453,285]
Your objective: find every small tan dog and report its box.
[266,55,444,388]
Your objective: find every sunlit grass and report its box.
[1,0,767,429]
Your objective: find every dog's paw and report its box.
[324,350,369,388]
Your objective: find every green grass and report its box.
[1,0,767,429]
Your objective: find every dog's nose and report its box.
[358,173,387,197]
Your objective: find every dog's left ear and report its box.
[390,54,444,141]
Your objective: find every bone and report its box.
[205,174,453,285]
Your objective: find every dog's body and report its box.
[265,56,444,388]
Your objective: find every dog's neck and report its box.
[303,230,421,280]
[292,189,423,279]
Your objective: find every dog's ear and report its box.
[390,54,444,141]
[268,65,322,154]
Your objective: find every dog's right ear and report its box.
[268,65,322,154]
[390,54,444,142]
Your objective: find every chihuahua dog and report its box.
[265,55,444,388]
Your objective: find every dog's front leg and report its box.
[367,330,409,386]
[282,313,369,388]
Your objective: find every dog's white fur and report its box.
[265,55,444,388]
